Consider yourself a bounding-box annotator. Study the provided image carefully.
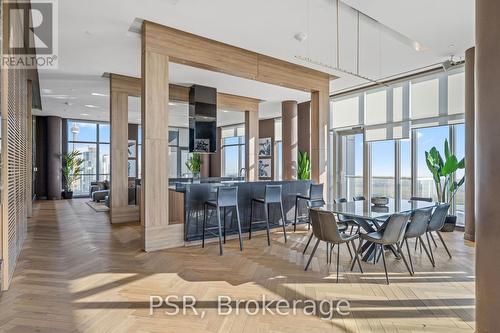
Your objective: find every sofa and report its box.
[90,180,110,202]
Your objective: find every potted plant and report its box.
[297,151,311,180]
[61,150,84,199]
[425,139,465,232]
[185,153,202,180]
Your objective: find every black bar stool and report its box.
[202,186,243,255]
[294,183,324,231]
[249,185,287,245]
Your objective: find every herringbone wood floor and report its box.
[0,199,475,333]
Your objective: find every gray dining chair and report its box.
[202,186,243,255]
[249,185,287,245]
[294,183,325,231]
[353,213,412,284]
[305,208,363,282]
[353,196,366,201]
[334,197,360,235]
[402,208,434,274]
[425,203,451,266]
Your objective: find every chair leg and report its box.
[248,201,253,240]
[294,197,299,232]
[305,239,320,271]
[430,231,438,247]
[202,204,207,248]
[216,208,223,256]
[346,241,353,259]
[326,242,330,264]
[418,236,434,266]
[380,245,390,285]
[351,240,363,273]
[405,238,414,275]
[280,203,287,243]
[265,203,271,246]
[414,237,418,251]
[235,206,243,251]
[436,231,452,259]
[223,207,227,244]
[329,243,335,264]
[303,232,314,254]
[425,232,436,267]
[336,244,341,283]
[373,245,377,265]
[397,242,413,276]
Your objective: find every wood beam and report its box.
[142,21,333,92]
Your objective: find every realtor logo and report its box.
[2,0,58,69]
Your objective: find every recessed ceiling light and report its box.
[294,32,308,42]
[84,104,99,108]
[80,113,90,116]
[448,44,455,48]
[168,102,176,106]
[222,110,229,113]
[92,92,108,97]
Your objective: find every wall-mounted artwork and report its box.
[128,140,136,158]
[128,160,136,178]
[259,158,272,178]
[194,139,210,153]
[259,137,272,157]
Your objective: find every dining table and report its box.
[321,199,437,262]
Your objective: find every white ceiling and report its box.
[35,0,474,124]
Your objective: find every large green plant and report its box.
[185,153,202,174]
[425,139,465,204]
[297,151,311,180]
[62,150,84,192]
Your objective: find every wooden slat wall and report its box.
[1,0,34,290]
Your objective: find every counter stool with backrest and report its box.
[305,208,363,282]
[249,185,287,245]
[202,186,243,256]
[425,203,451,266]
[402,208,434,274]
[294,183,324,231]
[353,213,412,284]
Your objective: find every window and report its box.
[415,126,450,201]
[455,124,466,226]
[339,132,364,200]
[400,139,412,200]
[221,124,245,177]
[371,140,395,198]
[275,118,282,180]
[67,120,109,196]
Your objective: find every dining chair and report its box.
[402,208,434,274]
[294,183,324,231]
[425,203,451,266]
[353,213,412,284]
[305,208,363,282]
[202,186,243,255]
[334,198,360,235]
[353,196,366,201]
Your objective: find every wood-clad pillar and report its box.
[464,47,475,242]
[310,87,329,193]
[210,127,222,177]
[245,111,259,181]
[142,22,182,251]
[200,154,210,178]
[298,101,311,156]
[110,89,129,214]
[46,116,62,200]
[282,101,298,180]
[476,1,500,331]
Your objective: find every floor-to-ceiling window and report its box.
[454,124,466,225]
[67,120,109,196]
[275,118,282,180]
[400,139,412,199]
[338,132,364,200]
[221,124,245,177]
[371,140,395,198]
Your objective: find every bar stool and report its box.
[202,186,243,255]
[249,185,287,245]
[294,183,324,231]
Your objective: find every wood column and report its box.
[26,80,33,217]
[200,154,210,178]
[282,101,298,180]
[210,127,222,177]
[259,119,275,179]
[298,101,311,156]
[464,47,475,242]
[475,1,500,331]
[142,23,183,251]
[310,87,330,192]
[110,89,129,214]
[245,111,259,181]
